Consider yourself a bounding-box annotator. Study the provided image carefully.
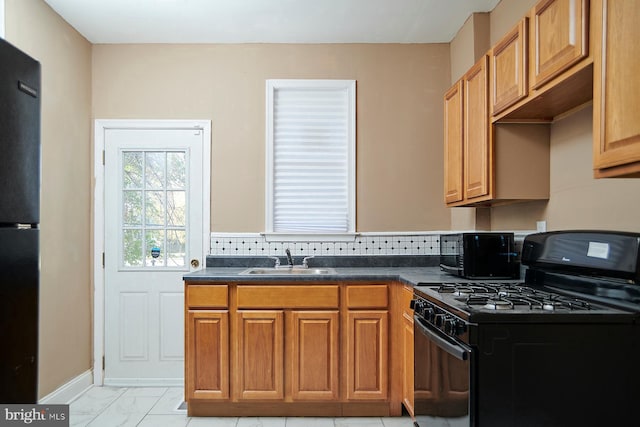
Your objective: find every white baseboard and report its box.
[39,370,94,404]
[103,378,183,387]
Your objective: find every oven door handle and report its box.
[414,315,469,361]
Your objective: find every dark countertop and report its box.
[184,255,523,286]
[183,266,507,287]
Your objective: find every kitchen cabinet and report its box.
[237,309,340,401]
[463,56,491,201]
[490,0,593,123]
[530,0,589,90]
[401,285,414,416]
[346,310,389,400]
[234,285,339,401]
[444,56,491,206]
[185,285,229,401]
[491,18,528,115]
[592,0,640,178]
[185,280,398,416]
[345,285,389,400]
[444,56,550,207]
[235,310,284,400]
[444,81,464,204]
[290,310,339,400]
[186,310,229,400]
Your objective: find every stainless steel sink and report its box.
[239,267,337,275]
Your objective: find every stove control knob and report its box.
[413,300,425,316]
[409,299,417,310]
[434,314,445,327]
[455,321,467,336]
[424,307,435,321]
[444,318,456,334]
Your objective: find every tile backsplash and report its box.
[210,232,532,257]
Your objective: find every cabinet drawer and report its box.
[346,285,388,309]
[187,285,228,308]
[236,285,339,309]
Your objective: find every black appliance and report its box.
[439,232,518,279]
[0,38,41,403]
[412,230,640,427]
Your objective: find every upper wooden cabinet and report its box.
[490,0,593,123]
[592,0,640,178]
[444,54,550,207]
[444,81,464,204]
[444,56,490,206]
[491,18,529,115]
[530,0,589,90]
[464,56,491,201]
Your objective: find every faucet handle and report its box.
[302,256,315,268]
[269,256,281,268]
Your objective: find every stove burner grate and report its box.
[456,283,594,312]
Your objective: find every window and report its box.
[265,79,356,238]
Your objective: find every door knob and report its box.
[190,259,200,268]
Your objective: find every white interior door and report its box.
[103,124,208,386]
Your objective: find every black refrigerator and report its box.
[0,37,41,403]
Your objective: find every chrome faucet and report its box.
[285,248,294,267]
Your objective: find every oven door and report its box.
[414,315,472,427]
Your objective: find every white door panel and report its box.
[103,124,208,386]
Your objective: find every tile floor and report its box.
[69,386,435,427]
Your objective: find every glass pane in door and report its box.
[121,150,188,269]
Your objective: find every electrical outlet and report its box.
[536,221,547,232]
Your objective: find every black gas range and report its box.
[411,230,640,427]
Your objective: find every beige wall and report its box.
[92,43,452,232]
[5,0,92,399]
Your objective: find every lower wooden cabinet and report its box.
[346,310,389,400]
[235,310,284,400]
[185,310,229,400]
[290,311,340,400]
[401,286,414,416]
[235,309,341,401]
[185,281,397,416]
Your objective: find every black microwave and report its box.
[440,232,519,279]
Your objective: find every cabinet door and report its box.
[346,311,389,400]
[464,56,490,200]
[290,311,339,400]
[593,0,640,177]
[531,0,588,89]
[186,310,229,400]
[402,312,414,416]
[444,80,464,204]
[236,310,284,400]
[491,18,528,115]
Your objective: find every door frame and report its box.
[93,119,211,386]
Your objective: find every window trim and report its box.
[265,79,356,239]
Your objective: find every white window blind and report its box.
[266,80,356,234]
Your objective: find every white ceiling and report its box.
[42,0,501,44]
